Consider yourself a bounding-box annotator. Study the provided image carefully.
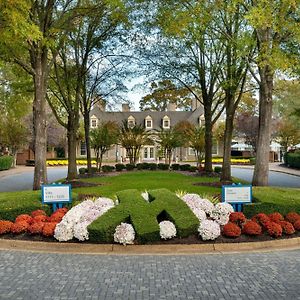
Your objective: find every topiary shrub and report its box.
[0,156,13,170]
[214,166,222,173]
[277,221,295,235]
[102,165,115,172]
[126,163,135,171]
[79,167,87,175]
[222,222,241,238]
[158,163,169,170]
[242,221,262,236]
[141,162,150,170]
[148,163,157,170]
[115,164,126,171]
[229,212,246,226]
[190,166,198,172]
[171,163,180,170]
[285,152,300,168]
[268,212,284,223]
[179,164,191,171]
[265,221,282,238]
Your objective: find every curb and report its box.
[0,237,299,255]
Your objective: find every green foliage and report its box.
[115,164,126,171]
[126,163,136,171]
[0,156,13,171]
[79,167,87,175]
[179,164,191,171]
[285,152,300,168]
[171,163,180,170]
[157,163,169,170]
[148,163,157,170]
[102,165,115,172]
[188,126,206,167]
[214,166,222,173]
[88,188,199,243]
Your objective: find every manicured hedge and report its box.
[88,188,198,244]
[0,156,13,171]
[115,164,126,171]
[102,165,115,172]
[285,152,300,168]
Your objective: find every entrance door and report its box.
[144,147,155,160]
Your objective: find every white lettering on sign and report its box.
[223,186,252,203]
[42,185,71,203]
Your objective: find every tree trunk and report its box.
[252,28,274,186]
[83,111,92,174]
[204,107,213,173]
[67,118,78,180]
[221,107,234,182]
[99,152,104,171]
[33,54,48,190]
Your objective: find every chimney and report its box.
[96,99,106,111]
[122,103,130,112]
[192,99,201,111]
[166,102,176,111]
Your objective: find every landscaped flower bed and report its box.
[0,190,299,245]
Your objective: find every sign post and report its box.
[41,184,72,212]
[222,184,252,212]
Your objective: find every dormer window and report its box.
[128,115,135,128]
[199,114,205,126]
[91,116,98,128]
[162,115,170,129]
[145,115,153,129]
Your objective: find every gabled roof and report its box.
[90,106,204,130]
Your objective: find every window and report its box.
[199,114,205,126]
[80,142,86,156]
[162,115,170,129]
[145,115,153,129]
[91,119,97,128]
[189,147,195,156]
[128,116,135,128]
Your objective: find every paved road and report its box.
[0,166,299,192]
[0,249,299,299]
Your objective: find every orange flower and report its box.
[222,222,241,238]
[28,222,45,235]
[11,221,29,234]
[33,215,48,223]
[242,221,262,236]
[0,220,14,234]
[15,214,33,224]
[31,210,47,218]
[42,222,58,237]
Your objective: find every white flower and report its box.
[192,208,207,222]
[114,223,135,245]
[141,191,149,202]
[73,221,89,241]
[182,194,214,215]
[198,220,220,240]
[94,197,115,208]
[210,203,234,225]
[159,221,176,240]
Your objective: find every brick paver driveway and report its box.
[0,249,299,299]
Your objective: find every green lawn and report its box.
[0,171,299,220]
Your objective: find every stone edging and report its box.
[0,237,299,255]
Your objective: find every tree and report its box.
[157,127,183,166]
[0,1,80,189]
[90,121,119,171]
[140,80,192,111]
[188,126,206,168]
[246,1,300,186]
[119,121,151,164]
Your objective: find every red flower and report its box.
[15,214,33,225]
[31,210,47,218]
[222,222,241,238]
[229,212,246,226]
[48,212,65,223]
[268,212,284,223]
[28,222,45,235]
[0,220,14,234]
[277,221,295,235]
[265,221,282,238]
[294,219,300,231]
[55,207,68,214]
[242,221,262,236]
[33,215,48,223]
[252,213,270,228]
[11,221,29,234]
[42,222,58,237]
[285,212,300,225]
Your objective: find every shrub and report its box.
[179,164,191,171]
[198,220,221,240]
[11,221,29,234]
[222,222,241,238]
[171,163,180,170]
[249,158,256,165]
[0,156,13,170]
[229,212,246,226]
[42,222,58,237]
[285,152,300,168]
[91,167,98,173]
[25,159,35,166]
[115,164,126,171]
[102,165,115,172]
[0,220,13,234]
[31,210,46,218]
[113,223,135,245]
[265,221,282,238]
[48,211,65,223]
[28,222,45,235]
[189,166,198,172]
[33,215,48,223]
[158,163,169,170]
[141,163,150,170]
[269,212,284,223]
[285,212,300,224]
[242,221,262,236]
[136,163,143,170]
[15,214,33,224]
[252,213,270,228]
[293,219,300,231]
[214,166,222,173]
[148,163,157,170]
[277,221,295,235]
[125,163,135,171]
[79,167,87,175]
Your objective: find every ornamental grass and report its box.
[0,220,13,234]
[222,222,242,238]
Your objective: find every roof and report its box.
[90,106,204,130]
